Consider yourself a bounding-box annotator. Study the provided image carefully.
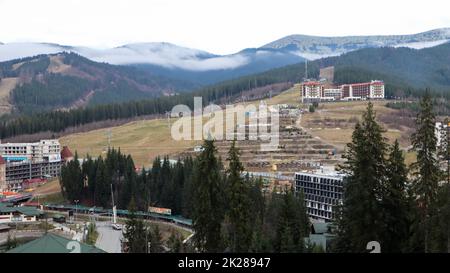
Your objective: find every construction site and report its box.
[178,104,342,192]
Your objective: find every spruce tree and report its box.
[82,155,97,205]
[225,140,252,252]
[168,231,183,253]
[431,184,450,252]
[248,218,266,253]
[410,92,441,253]
[334,102,387,252]
[191,139,225,252]
[149,224,163,253]
[60,152,84,202]
[94,158,110,207]
[123,198,147,253]
[275,189,308,252]
[381,140,409,252]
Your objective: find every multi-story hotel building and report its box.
[0,139,61,163]
[0,140,63,191]
[300,80,385,102]
[301,81,324,103]
[340,80,385,100]
[322,88,343,101]
[294,168,345,222]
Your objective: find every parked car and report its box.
[112,223,122,230]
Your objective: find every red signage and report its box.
[148,206,172,215]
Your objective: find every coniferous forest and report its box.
[331,95,449,253]
[60,141,311,253]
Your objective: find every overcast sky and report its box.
[1,0,449,55]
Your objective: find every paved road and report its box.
[95,221,122,253]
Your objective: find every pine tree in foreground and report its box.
[60,152,84,202]
[410,92,441,253]
[191,139,225,252]
[123,199,147,253]
[149,224,163,253]
[168,231,184,253]
[381,140,410,252]
[225,140,253,252]
[275,188,308,253]
[334,102,387,252]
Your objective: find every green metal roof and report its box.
[7,233,106,253]
[0,203,43,216]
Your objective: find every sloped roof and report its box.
[0,156,5,165]
[60,146,74,160]
[0,203,43,216]
[7,233,106,253]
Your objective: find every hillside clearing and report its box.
[47,55,71,74]
[0,77,18,114]
[265,84,301,106]
[299,100,414,150]
[60,118,201,168]
[32,178,61,196]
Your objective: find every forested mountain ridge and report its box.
[0,52,196,114]
[321,43,450,90]
[214,42,450,98]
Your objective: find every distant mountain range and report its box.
[1,28,449,86]
[1,28,450,116]
[0,42,305,85]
